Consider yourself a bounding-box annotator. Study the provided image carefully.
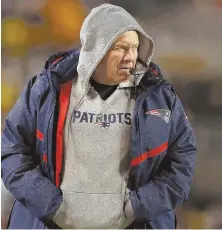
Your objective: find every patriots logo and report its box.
[95,122,111,129]
[145,109,171,123]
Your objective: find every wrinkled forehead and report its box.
[113,30,140,46]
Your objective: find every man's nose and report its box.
[123,49,136,62]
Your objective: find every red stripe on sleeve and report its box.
[55,80,72,187]
[43,154,48,163]
[131,142,168,167]
[36,129,44,141]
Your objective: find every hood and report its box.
[77,3,155,94]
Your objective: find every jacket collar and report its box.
[45,49,163,91]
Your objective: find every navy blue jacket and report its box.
[1,50,196,229]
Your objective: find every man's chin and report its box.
[119,75,129,83]
[112,73,130,84]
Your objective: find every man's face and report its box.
[94,31,139,85]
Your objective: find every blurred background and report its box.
[1,0,222,228]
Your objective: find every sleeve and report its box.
[1,76,62,222]
[1,182,15,229]
[130,89,197,221]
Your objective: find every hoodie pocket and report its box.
[53,190,125,229]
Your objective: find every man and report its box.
[1,3,196,229]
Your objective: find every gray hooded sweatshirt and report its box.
[53,3,154,229]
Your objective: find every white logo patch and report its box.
[145,109,171,123]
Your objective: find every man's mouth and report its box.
[119,67,131,71]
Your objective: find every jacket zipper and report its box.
[129,80,165,188]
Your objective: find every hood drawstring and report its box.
[74,95,85,112]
